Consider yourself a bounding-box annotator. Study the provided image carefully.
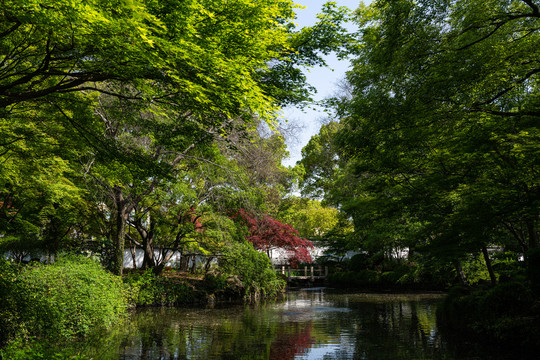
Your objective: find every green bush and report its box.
[0,255,127,346]
[326,271,343,284]
[355,269,379,286]
[219,242,286,299]
[122,270,198,306]
[368,252,385,268]
[380,271,401,285]
[203,272,227,292]
[122,270,162,306]
[0,259,22,346]
[327,270,380,287]
[404,257,457,289]
[480,282,534,317]
[0,338,87,360]
[462,253,492,285]
[348,253,369,271]
[491,251,525,282]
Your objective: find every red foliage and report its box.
[232,209,313,264]
[0,200,17,217]
[181,205,204,232]
[269,322,314,360]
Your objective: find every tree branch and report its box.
[472,108,540,117]
[0,20,21,39]
[522,0,540,17]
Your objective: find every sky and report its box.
[280,0,368,167]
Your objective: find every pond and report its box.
[75,289,516,359]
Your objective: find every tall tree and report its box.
[1,1,354,273]
[326,0,540,276]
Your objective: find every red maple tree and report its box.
[232,209,313,265]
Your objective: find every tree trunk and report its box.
[112,186,126,276]
[527,219,539,249]
[130,245,137,268]
[135,213,156,270]
[481,246,497,286]
[180,253,189,272]
[153,261,166,276]
[190,255,197,273]
[204,256,214,273]
[141,238,155,270]
[153,249,176,276]
[452,259,468,287]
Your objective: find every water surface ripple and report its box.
[79,290,518,359]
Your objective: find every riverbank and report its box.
[123,268,280,307]
[0,256,128,360]
[0,255,286,359]
[5,255,538,359]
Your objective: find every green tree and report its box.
[278,197,341,239]
[1,0,354,274]
[297,121,343,200]
[326,0,540,281]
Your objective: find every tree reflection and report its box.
[269,321,313,360]
[44,292,508,359]
[112,305,316,360]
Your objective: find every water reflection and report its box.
[72,290,509,359]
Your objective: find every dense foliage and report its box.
[297,0,540,284]
[122,270,201,307]
[0,256,127,346]
[1,1,340,354]
[0,0,348,276]
[232,209,313,265]
[294,0,540,347]
[218,242,286,299]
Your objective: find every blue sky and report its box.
[281,1,368,167]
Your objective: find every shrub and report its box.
[380,271,401,285]
[348,254,369,271]
[0,259,22,346]
[122,270,162,306]
[368,252,385,268]
[491,251,525,282]
[327,270,380,288]
[480,282,534,318]
[203,273,227,292]
[219,242,286,299]
[0,255,127,345]
[354,269,379,286]
[326,271,344,285]
[122,270,198,306]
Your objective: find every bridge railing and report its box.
[273,265,328,281]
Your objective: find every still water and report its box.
[80,289,514,359]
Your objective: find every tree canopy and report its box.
[292,0,540,285]
[1,0,352,275]
[232,209,313,265]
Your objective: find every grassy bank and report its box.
[0,249,286,358]
[0,255,127,359]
